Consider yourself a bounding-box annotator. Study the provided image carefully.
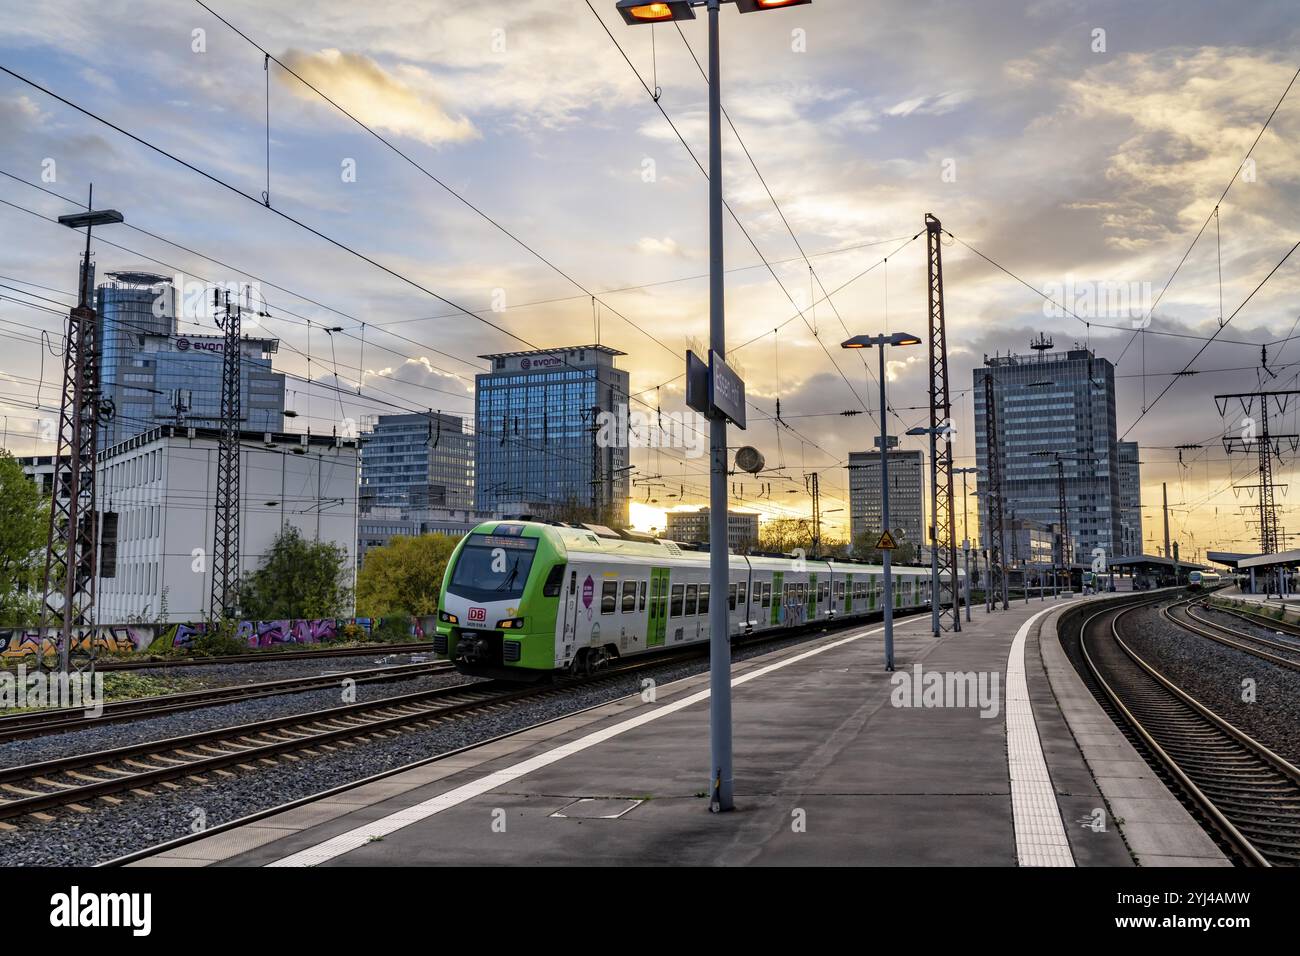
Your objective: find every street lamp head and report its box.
[616,0,695,23]
[735,0,813,11]
[905,426,929,437]
[841,331,923,349]
[57,209,124,230]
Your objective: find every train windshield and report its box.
[447,533,538,602]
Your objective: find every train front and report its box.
[434,523,563,680]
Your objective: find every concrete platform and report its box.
[132,594,1227,867]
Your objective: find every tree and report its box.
[238,526,351,620]
[851,530,918,565]
[0,451,49,625]
[757,517,813,555]
[356,533,459,618]
[544,495,626,530]
[815,532,849,559]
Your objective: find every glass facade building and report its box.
[973,345,1122,562]
[360,412,474,511]
[96,273,285,446]
[474,346,629,523]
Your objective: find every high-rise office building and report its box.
[1117,440,1143,558]
[973,342,1121,563]
[848,437,924,548]
[96,272,285,446]
[475,346,630,523]
[360,412,474,512]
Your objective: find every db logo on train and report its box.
[468,607,487,622]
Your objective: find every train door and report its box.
[562,568,579,659]
[807,572,818,620]
[771,571,784,625]
[647,567,670,647]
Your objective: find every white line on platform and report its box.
[1005,605,1075,867]
[266,624,887,867]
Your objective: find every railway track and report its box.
[0,661,455,742]
[1163,598,1300,673]
[1,608,938,833]
[1079,596,1300,866]
[1205,599,1300,639]
[13,642,439,671]
[0,644,725,826]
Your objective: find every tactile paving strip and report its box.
[1006,608,1075,867]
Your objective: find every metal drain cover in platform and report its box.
[550,798,644,820]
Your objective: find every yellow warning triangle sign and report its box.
[875,530,898,550]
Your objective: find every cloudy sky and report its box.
[1,0,1298,557]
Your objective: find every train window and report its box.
[639,581,647,611]
[728,583,737,611]
[601,581,618,615]
[699,584,710,614]
[670,584,684,617]
[570,571,577,595]
[763,582,772,607]
[542,564,566,598]
[737,582,747,607]
[685,584,698,616]
[621,581,637,613]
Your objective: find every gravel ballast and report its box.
[1120,602,1300,767]
[0,663,475,770]
[1196,603,1300,653]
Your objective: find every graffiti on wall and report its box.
[0,627,142,661]
[0,617,390,660]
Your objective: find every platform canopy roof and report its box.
[1205,551,1258,569]
[1106,554,1207,571]
[1238,548,1300,570]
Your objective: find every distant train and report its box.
[1187,570,1222,590]
[433,520,960,680]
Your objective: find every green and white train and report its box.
[434,520,956,681]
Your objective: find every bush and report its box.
[184,620,249,657]
[371,615,416,643]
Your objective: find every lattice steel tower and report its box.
[210,290,242,618]
[37,189,123,674]
[1218,389,1300,555]
[925,214,960,629]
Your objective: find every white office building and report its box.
[95,425,359,623]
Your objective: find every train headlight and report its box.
[496,617,525,630]
[439,610,459,625]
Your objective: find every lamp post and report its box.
[843,332,922,671]
[617,0,811,815]
[954,466,976,622]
